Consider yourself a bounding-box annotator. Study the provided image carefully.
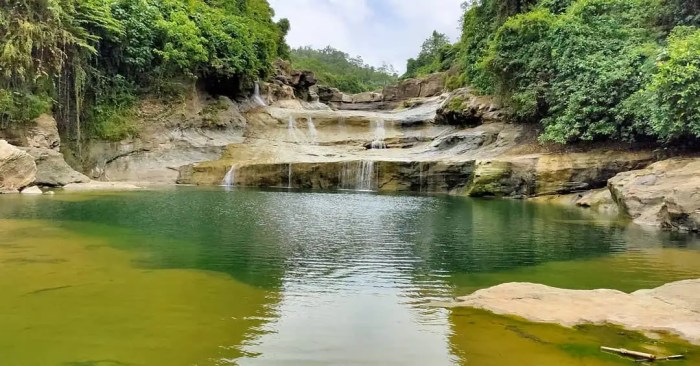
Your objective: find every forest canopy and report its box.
[290,46,399,94]
[0,0,290,140]
[449,0,700,144]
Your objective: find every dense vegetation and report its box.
[403,31,459,80]
[0,0,289,140]
[290,46,398,93]
[411,0,700,144]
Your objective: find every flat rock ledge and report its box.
[61,181,145,192]
[449,279,700,345]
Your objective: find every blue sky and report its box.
[268,0,464,73]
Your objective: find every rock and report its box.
[62,181,144,192]
[609,158,700,231]
[467,151,654,197]
[27,114,61,150]
[430,130,498,151]
[435,88,503,126]
[383,79,422,101]
[20,186,42,195]
[468,158,537,197]
[261,82,296,104]
[317,86,353,104]
[450,279,700,345]
[418,72,446,97]
[0,140,37,193]
[382,72,446,101]
[24,147,90,186]
[352,91,383,103]
[0,114,60,150]
[290,70,317,101]
[201,96,247,129]
[530,188,619,215]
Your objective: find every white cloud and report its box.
[268,0,464,73]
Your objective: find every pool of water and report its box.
[1,187,699,365]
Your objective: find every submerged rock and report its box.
[0,140,37,193]
[451,279,700,345]
[609,158,700,231]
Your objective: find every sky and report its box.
[267,0,464,74]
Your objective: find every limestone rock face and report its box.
[0,114,60,150]
[435,88,503,126]
[383,73,446,101]
[609,158,700,231]
[0,140,37,193]
[352,91,383,103]
[419,72,447,97]
[467,151,653,197]
[452,279,700,345]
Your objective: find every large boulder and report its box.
[0,140,37,193]
[25,147,90,186]
[383,79,422,101]
[419,72,446,97]
[317,86,352,103]
[435,88,503,126]
[609,158,700,232]
[382,72,446,101]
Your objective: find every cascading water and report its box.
[222,166,236,187]
[288,116,301,143]
[370,119,386,149]
[287,163,293,189]
[253,82,267,106]
[307,116,318,145]
[340,161,377,191]
[356,161,376,191]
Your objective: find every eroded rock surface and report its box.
[609,158,700,231]
[0,140,37,193]
[451,279,700,345]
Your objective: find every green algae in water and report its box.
[0,188,699,365]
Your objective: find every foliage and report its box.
[403,31,458,79]
[452,0,700,144]
[0,0,289,140]
[643,27,700,140]
[291,47,398,93]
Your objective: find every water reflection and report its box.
[0,189,699,365]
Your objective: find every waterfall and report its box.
[288,116,301,143]
[340,161,377,191]
[370,119,386,149]
[356,161,376,191]
[419,162,424,193]
[253,82,267,106]
[287,163,293,189]
[307,116,318,145]
[222,166,236,187]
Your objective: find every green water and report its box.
[1,188,699,366]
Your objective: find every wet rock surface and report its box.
[450,279,700,345]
